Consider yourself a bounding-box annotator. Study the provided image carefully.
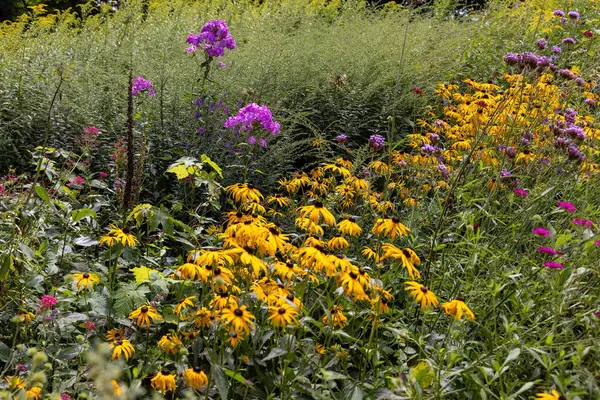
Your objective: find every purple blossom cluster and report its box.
[224,103,280,136]
[550,108,587,162]
[503,52,554,71]
[186,20,236,57]
[368,134,385,150]
[336,134,348,144]
[131,76,155,97]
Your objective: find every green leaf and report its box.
[114,282,150,317]
[56,345,82,360]
[0,341,11,362]
[0,254,12,281]
[70,208,97,223]
[212,364,229,400]
[320,369,347,380]
[261,347,287,362]
[73,237,99,247]
[201,154,223,178]
[503,348,520,366]
[510,382,535,398]
[224,368,253,386]
[35,184,50,203]
[57,312,88,329]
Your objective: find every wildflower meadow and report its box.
[1,0,600,399]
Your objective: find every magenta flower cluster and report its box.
[224,103,280,136]
[132,76,155,97]
[40,295,57,310]
[186,20,236,57]
[369,134,386,150]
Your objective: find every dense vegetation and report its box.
[1,0,599,399]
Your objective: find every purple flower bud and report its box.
[551,46,562,53]
[553,10,565,17]
[537,39,547,49]
[567,11,580,19]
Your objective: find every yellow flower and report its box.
[372,217,411,240]
[221,303,256,336]
[381,244,421,279]
[315,343,326,355]
[128,305,161,328]
[337,217,362,236]
[211,266,235,288]
[266,194,291,207]
[176,263,209,282]
[106,328,125,341]
[404,281,438,309]
[110,338,135,360]
[111,380,121,395]
[5,376,26,390]
[273,260,305,281]
[157,333,182,354]
[535,390,563,400]
[98,224,138,247]
[442,298,475,320]
[267,302,300,328]
[20,312,35,324]
[72,272,100,291]
[361,246,380,263]
[225,183,263,203]
[151,371,177,394]
[184,367,208,390]
[322,304,347,327]
[25,387,41,400]
[194,307,218,328]
[323,162,351,177]
[226,331,244,347]
[327,235,349,251]
[297,201,336,226]
[210,290,239,310]
[174,296,196,316]
[295,217,324,236]
[339,271,369,301]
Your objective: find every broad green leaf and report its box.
[320,369,347,380]
[261,347,287,361]
[410,360,434,388]
[34,184,50,203]
[503,348,520,365]
[201,154,223,178]
[70,208,96,223]
[212,364,229,400]
[224,368,253,386]
[73,237,99,247]
[0,341,11,362]
[0,254,13,281]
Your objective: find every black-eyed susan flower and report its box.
[98,224,138,247]
[110,338,135,360]
[442,298,475,320]
[323,161,351,177]
[225,183,263,203]
[212,266,235,288]
[267,194,291,207]
[157,333,182,354]
[267,302,299,328]
[372,217,411,240]
[210,290,238,310]
[337,217,362,236]
[327,235,349,251]
[535,390,563,400]
[295,217,324,236]
[5,376,26,390]
[25,387,42,400]
[221,303,255,336]
[194,307,218,328]
[184,367,208,390]
[20,312,35,324]
[273,260,305,281]
[370,296,391,314]
[322,304,347,328]
[151,371,176,394]
[404,281,438,309]
[174,296,196,316]
[233,246,267,277]
[381,244,421,279]
[106,328,125,341]
[362,246,380,263]
[315,343,326,355]
[297,201,336,226]
[176,263,209,282]
[226,331,243,347]
[73,272,100,291]
[128,305,161,328]
[339,271,369,301]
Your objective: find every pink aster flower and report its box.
[544,261,564,269]
[572,218,594,227]
[513,188,529,197]
[40,295,57,310]
[538,246,558,255]
[84,321,95,331]
[594,311,600,317]
[595,240,600,246]
[557,201,576,214]
[99,172,108,179]
[532,227,551,236]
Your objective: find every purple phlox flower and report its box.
[551,45,562,53]
[132,76,155,97]
[572,218,594,227]
[595,240,600,246]
[532,227,551,237]
[224,103,280,135]
[421,144,438,155]
[186,20,236,57]
[429,133,440,143]
[434,120,446,128]
[561,37,577,45]
[536,56,551,68]
[500,169,512,177]
[564,107,577,122]
[544,261,564,269]
[259,138,267,148]
[557,201,576,214]
[537,39,547,49]
[594,311,600,317]
[553,10,565,17]
[567,11,580,19]
[369,134,386,150]
[504,52,522,65]
[558,69,576,80]
[437,164,449,177]
[336,134,348,143]
[194,98,205,106]
[538,246,557,255]
[40,295,57,310]
[247,135,257,145]
[541,157,550,165]
[585,98,596,106]
[513,188,529,197]
[575,77,585,87]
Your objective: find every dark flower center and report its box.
[193,366,202,373]
[286,262,294,268]
[214,268,221,275]
[349,272,358,279]
[314,201,324,208]
[243,246,254,255]
[278,307,286,314]
[234,308,244,317]
[269,227,279,234]
[392,216,400,223]
[115,339,123,346]
[286,294,294,301]
[141,306,148,313]
[348,217,355,223]
[402,249,412,258]
[83,273,90,279]
[162,370,170,375]
[236,211,243,218]
[247,184,255,190]
[420,286,428,293]
[229,331,238,338]
[244,220,252,225]
[219,291,229,298]
[456,297,464,302]
[381,298,389,304]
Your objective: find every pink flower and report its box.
[40,295,57,310]
[538,246,557,255]
[84,321,95,331]
[594,311,600,317]
[544,261,564,269]
[595,240,600,246]
[410,88,423,95]
[532,227,551,236]
[513,188,529,197]
[583,30,594,38]
[67,176,86,189]
[61,394,72,400]
[84,126,99,135]
[99,172,108,179]
[572,218,594,227]
[557,201,576,214]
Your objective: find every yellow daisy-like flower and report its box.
[372,217,411,240]
[323,162,351,177]
[106,328,125,341]
[266,194,291,207]
[226,331,244,347]
[20,312,35,324]
[267,302,300,328]
[295,217,325,236]
[337,217,362,236]
[174,296,196,316]
[297,201,336,226]
[176,263,209,282]
[5,376,26,390]
[327,235,350,251]
[128,305,161,328]
[25,387,42,400]
[72,272,100,291]
[210,290,238,310]
[151,370,177,394]
[221,303,256,336]
[110,339,135,360]
[535,390,563,400]
[315,343,326,355]
[381,244,421,279]
[98,224,138,248]
[273,260,305,281]
[225,183,263,203]
[404,281,439,309]
[339,271,369,301]
[111,380,122,395]
[361,246,380,263]
[442,298,475,320]
[322,304,347,328]
[158,333,182,354]
[184,366,208,390]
